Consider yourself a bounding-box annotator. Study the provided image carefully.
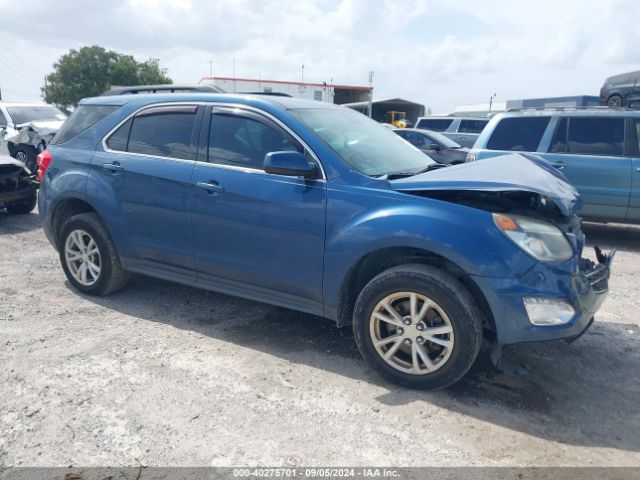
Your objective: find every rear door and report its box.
[190,106,327,313]
[544,116,631,221]
[628,118,640,221]
[95,104,201,279]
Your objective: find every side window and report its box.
[486,117,550,152]
[459,119,488,134]
[208,113,302,169]
[634,119,640,156]
[549,117,568,153]
[0,110,8,126]
[126,106,197,160]
[415,119,453,132]
[566,117,624,156]
[400,131,424,147]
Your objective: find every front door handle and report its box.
[103,162,123,172]
[636,167,640,172]
[551,161,567,170]
[196,181,225,194]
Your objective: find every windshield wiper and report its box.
[386,163,449,180]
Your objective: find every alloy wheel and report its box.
[64,229,101,286]
[370,291,455,375]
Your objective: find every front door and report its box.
[191,106,326,314]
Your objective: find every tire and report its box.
[6,192,37,214]
[12,146,37,173]
[58,212,129,296]
[352,264,483,389]
[607,95,622,108]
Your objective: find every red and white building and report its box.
[199,76,372,105]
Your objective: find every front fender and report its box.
[323,184,535,310]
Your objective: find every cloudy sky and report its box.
[0,0,638,113]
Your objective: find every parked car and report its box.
[38,94,612,389]
[0,101,67,171]
[393,128,468,164]
[414,116,489,147]
[600,70,640,107]
[0,154,38,214]
[468,109,640,224]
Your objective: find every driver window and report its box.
[209,113,303,169]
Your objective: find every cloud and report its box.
[0,0,638,112]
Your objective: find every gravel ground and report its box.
[1,209,639,467]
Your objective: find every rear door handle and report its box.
[196,181,225,194]
[103,162,123,172]
[552,161,567,170]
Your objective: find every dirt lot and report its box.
[1,209,639,467]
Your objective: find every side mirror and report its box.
[427,143,441,151]
[264,151,318,179]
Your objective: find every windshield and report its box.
[291,108,434,176]
[6,105,67,124]
[422,130,461,149]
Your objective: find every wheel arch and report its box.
[335,246,497,340]
[50,197,101,249]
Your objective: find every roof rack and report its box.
[101,84,292,98]
[102,84,225,96]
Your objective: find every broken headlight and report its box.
[493,213,573,262]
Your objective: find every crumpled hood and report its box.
[389,153,580,216]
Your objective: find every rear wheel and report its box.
[6,193,37,214]
[59,213,129,295]
[353,264,483,389]
[607,95,622,108]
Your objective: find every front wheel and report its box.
[59,212,129,296]
[353,264,483,389]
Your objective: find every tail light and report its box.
[36,150,52,181]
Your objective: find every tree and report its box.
[43,46,172,109]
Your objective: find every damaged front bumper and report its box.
[471,246,614,345]
[0,158,39,205]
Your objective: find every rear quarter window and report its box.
[51,105,119,145]
[415,118,453,132]
[486,116,550,152]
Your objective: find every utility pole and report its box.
[368,71,374,118]
[301,64,304,83]
[207,59,213,83]
[489,93,497,112]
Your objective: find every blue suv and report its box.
[38,94,613,389]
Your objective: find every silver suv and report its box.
[414,116,489,148]
[0,102,67,171]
